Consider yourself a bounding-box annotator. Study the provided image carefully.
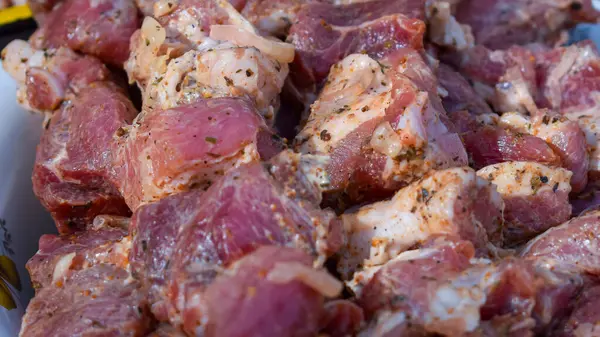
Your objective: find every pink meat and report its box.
[24,47,111,112]
[455,0,597,49]
[32,82,137,233]
[198,246,327,337]
[463,126,562,169]
[288,0,426,88]
[129,158,342,325]
[116,97,282,210]
[30,0,139,65]
[437,63,493,115]
[521,210,600,276]
[19,264,151,337]
[27,226,128,290]
[553,285,600,337]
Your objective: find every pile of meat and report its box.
[4,0,600,336]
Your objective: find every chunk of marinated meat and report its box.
[498,112,589,193]
[115,97,282,210]
[127,13,291,123]
[2,43,111,114]
[359,237,582,336]
[535,42,600,178]
[19,264,151,337]
[521,209,600,276]
[444,45,538,115]
[296,50,466,204]
[129,156,342,325]
[454,0,599,49]
[33,82,137,233]
[26,225,130,290]
[553,285,600,337]
[288,0,426,91]
[437,63,492,115]
[463,125,563,170]
[339,167,503,279]
[477,162,572,247]
[141,43,288,121]
[29,0,139,65]
[197,246,342,337]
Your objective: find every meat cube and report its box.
[27,224,130,290]
[115,97,282,210]
[20,222,150,337]
[288,0,426,90]
[20,264,150,337]
[129,155,342,325]
[32,82,137,233]
[338,167,503,278]
[295,49,466,204]
[195,246,341,337]
[2,43,111,114]
[477,162,572,247]
[521,209,600,277]
[359,237,582,336]
[498,112,589,193]
[29,0,140,65]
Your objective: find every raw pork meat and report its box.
[477,162,572,246]
[296,49,466,204]
[32,82,137,233]
[29,0,140,65]
[114,97,282,210]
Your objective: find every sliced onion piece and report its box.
[209,25,295,64]
[141,16,166,50]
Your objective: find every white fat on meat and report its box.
[297,54,391,154]
[339,167,497,278]
[477,161,572,197]
[427,1,474,50]
[143,44,288,121]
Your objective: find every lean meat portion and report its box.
[288,0,426,93]
[29,0,139,65]
[20,223,150,337]
[27,222,130,290]
[521,209,600,277]
[129,153,342,327]
[339,167,503,280]
[32,81,137,233]
[114,96,282,210]
[2,43,112,114]
[477,162,572,247]
[454,0,600,49]
[295,49,466,204]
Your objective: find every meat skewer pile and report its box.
[4,0,600,336]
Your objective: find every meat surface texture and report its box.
[29,0,139,65]
[115,97,281,210]
[13,0,600,336]
[129,154,342,330]
[296,49,467,204]
[32,82,137,233]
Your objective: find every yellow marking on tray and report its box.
[0,5,32,26]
